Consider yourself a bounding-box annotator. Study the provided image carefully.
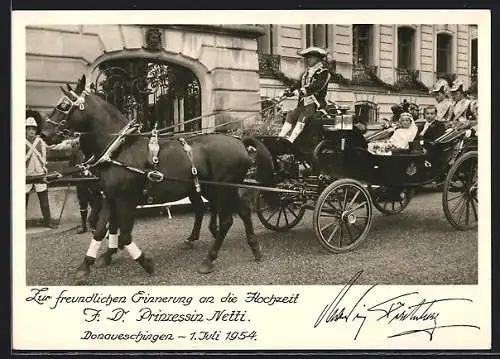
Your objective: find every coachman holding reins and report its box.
[278,46,331,143]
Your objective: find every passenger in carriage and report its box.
[278,46,331,143]
[418,105,446,142]
[449,80,477,123]
[367,112,418,155]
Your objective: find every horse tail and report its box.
[242,137,280,206]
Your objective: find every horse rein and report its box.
[42,88,285,188]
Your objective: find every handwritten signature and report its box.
[313,271,480,341]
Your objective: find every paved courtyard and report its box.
[25,191,478,286]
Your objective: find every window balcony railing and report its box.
[351,64,378,85]
[395,68,420,88]
[258,53,281,78]
[435,71,456,84]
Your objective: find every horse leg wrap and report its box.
[125,242,142,260]
[108,233,118,249]
[86,239,102,258]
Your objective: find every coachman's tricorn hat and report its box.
[298,46,328,58]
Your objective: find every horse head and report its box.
[41,74,127,146]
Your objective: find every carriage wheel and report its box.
[313,179,373,253]
[442,151,478,230]
[256,190,306,232]
[371,187,412,215]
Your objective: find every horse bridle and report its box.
[45,89,89,137]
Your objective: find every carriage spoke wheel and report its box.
[313,179,373,253]
[256,190,306,232]
[371,187,412,215]
[442,151,478,230]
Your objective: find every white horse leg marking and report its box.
[86,239,102,258]
[108,233,118,249]
[125,241,142,260]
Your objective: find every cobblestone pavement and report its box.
[25,191,478,286]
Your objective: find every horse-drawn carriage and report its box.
[37,75,479,280]
[252,104,478,253]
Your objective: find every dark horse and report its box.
[41,75,276,282]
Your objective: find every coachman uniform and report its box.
[278,47,331,143]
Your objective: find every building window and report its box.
[436,33,452,73]
[257,25,274,54]
[355,101,379,124]
[397,26,415,69]
[471,37,478,75]
[306,24,328,48]
[353,25,372,65]
[94,59,201,133]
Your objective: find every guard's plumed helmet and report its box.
[450,79,466,93]
[430,78,450,94]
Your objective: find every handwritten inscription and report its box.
[24,287,300,345]
[313,271,481,341]
[24,279,481,346]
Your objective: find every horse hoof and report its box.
[75,266,90,282]
[139,256,154,275]
[250,244,262,261]
[95,254,112,268]
[198,260,214,274]
[181,240,195,249]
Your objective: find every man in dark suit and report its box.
[418,105,446,142]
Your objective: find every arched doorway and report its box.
[92,58,202,132]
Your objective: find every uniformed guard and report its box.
[449,79,477,123]
[49,137,101,233]
[278,46,331,143]
[430,78,453,122]
[25,111,57,228]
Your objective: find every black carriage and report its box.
[254,107,478,254]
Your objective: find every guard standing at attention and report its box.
[25,110,57,228]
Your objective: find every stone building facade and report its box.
[258,24,478,120]
[26,24,266,131]
[26,24,478,130]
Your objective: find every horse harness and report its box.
[92,121,202,202]
[46,90,202,199]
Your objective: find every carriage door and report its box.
[93,59,202,132]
